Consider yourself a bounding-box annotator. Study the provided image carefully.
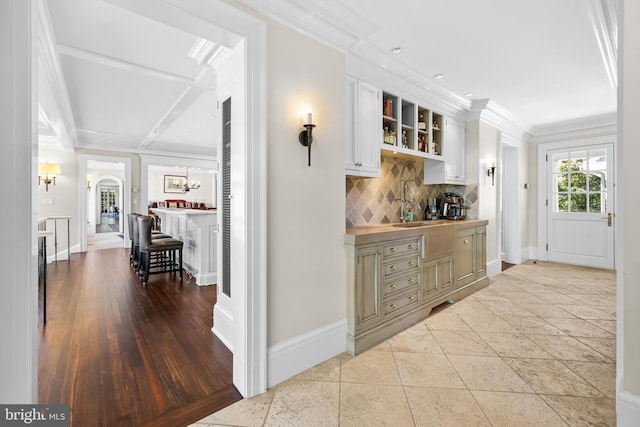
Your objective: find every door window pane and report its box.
[551,147,608,214]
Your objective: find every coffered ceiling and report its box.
[38,0,228,157]
[39,0,618,152]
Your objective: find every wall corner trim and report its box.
[617,389,640,426]
[267,319,347,388]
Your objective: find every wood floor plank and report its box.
[38,248,240,426]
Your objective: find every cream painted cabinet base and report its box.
[151,208,217,286]
[346,222,488,355]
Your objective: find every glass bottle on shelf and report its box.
[390,130,397,146]
[418,114,426,131]
[402,130,408,148]
[384,127,390,144]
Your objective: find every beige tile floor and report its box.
[192,261,616,427]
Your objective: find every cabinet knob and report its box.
[408,244,415,249]
[389,247,396,253]
[408,278,415,284]
[389,304,397,310]
[408,296,415,302]
[389,284,397,290]
[464,240,469,244]
[389,265,397,271]
[408,261,414,266]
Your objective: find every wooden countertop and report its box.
[345,219,488,246]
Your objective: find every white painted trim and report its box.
[267,319,347,388]
[37,0,77,151]
[105,0,269,398]
[0,0,38,403]
[46,243,82,264]
[212,297,234,352]
[617,390,640,426]
[537,135,617,266]
[585,0,618,88]
[521,247,532,262]
[487,259,501,278]
[529,112,617,143]
[79,154,131,252]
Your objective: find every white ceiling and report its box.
[39,0,617,153]
[38,0,226,157]
[237,0,618,136]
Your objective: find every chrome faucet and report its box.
[395,162,417,223]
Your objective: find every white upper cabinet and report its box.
[345,76,380,177]
[424,117,467,185]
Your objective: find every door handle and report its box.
[601,213,612,227]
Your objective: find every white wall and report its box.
[38,148,82,255]
[147,167,215,207]
[618,0,640,423]
[468,120,500,273]
[0,0,38,403]
[265,21,346,345]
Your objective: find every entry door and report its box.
[547,143,614,268]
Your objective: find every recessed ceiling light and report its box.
[208,114,215,118]
[464,92,475,97]
[390,46,403,54]
[433,73,444,79]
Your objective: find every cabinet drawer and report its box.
[384,290,419,317]
[383,255,419,277]
[384,272,419,296]
[384,239,420,258]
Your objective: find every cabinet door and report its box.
[354,80,381,176]
[444,118,466,184]
[345,76,358,170]
[476,227,487,279]
[345,77,380,177]
[355,245,383,332]
[422,254,454,301]
[454,228,476,287]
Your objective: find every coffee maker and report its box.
[441,193,467,220]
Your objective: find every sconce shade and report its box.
[38,162,61,192]
[38,163,61,176]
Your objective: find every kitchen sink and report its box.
[392,221,434,228]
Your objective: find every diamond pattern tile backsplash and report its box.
[346,156,479,226]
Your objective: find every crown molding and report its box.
[38,0,77,151]
[528,112,617,143]
[233,0,377,52]
[585,0,618,88]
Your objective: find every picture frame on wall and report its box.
[185,201,192,208]
[158,201,166,208]
[164,175,187,193]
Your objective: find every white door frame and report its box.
[537,135,616,264]
[501,135,522,264]
[79,154,131,251]
[104,0,268,397]
[91,175,124,236]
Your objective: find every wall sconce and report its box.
[87,175,92,191]
[487,161,496,186]
[298,111,316,166]
[38,162,61,192]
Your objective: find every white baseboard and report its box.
[487,259,501,278]
[526,246,538,261]
[46,244,81,263]
[618,390,640,426]
[267,319,347,388]
[213,302,234,352]
[520,247,530,262]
